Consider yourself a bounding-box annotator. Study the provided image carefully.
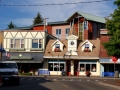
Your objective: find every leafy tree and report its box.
[103,0,120,57]
[33,12,43,25]
[7,21,16,29]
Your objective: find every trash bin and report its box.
[114,71,119,78]
[62,71,66,76]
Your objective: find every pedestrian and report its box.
[85,70,91,77]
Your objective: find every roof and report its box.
[4,25,33,30]
[33,21,69,26]
[44,39,100,59]
[67,11,106,23]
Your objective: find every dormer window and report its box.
[85,44,89,49]
[54,44,61,52]
[55,44,60,48]
[84,44,91,52]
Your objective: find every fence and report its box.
[38,69,50,75]
[102,72,114,77]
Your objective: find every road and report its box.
[0,76,120,90]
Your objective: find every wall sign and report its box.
[10,54,31,59]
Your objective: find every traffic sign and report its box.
[111,56,118,63]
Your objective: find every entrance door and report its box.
[74,60,79,76]
[66,60,71,76]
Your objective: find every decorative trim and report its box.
[9,48,25,51]
[30,48,43,51]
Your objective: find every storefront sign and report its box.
[10,54,31,59]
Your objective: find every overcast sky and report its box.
[0,0,117,30]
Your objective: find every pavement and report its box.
[20,75,120,88]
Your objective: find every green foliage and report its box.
[103,0,120,57]
[33,12,43,25]
[7,21,16,29]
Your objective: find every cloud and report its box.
[0,0,117,29]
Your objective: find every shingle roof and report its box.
[44,39,100,59]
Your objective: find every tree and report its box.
[103,0,120,57]
[33,12,43,25]
[7,21,16,29]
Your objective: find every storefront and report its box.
[2,52,44,73]
[47,59,100,76]
[100,58,120,77]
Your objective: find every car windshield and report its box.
[0,63,18,69]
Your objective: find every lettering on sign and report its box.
[10,56,31,59]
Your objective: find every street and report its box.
[0,76,120,90]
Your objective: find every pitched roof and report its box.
[44,39,100,59]
[67,11,105,23]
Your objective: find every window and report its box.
[32,39,42,48]
[85,44,89,48]
[48,60,65,71]
[10,39,24,48]
[65,28,70,37]
[84,21,88,30]
[79,22,84,40]
[56,29,61,39]
[55,44,60,48]
[79,60,97,72]
[80,64,85,72]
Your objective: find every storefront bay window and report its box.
[48,60,65,71]
[79,60,97,72]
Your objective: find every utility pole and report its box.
[43,18,49,31]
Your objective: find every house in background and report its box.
[66,11,106,40]
[99,29,120,77]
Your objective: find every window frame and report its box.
[31,39,42,49]
[56,29,61,39]
[10,39,24,48]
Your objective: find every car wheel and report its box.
[15,81,19,86]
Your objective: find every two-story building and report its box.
[1,30,47,74]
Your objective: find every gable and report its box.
[66,34,78,40]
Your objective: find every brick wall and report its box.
[100,32,110,57]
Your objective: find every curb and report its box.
[99,81,120,89]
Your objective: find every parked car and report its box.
[0,61,19,86]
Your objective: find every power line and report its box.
[0,0,111,6]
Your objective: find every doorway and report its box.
[66,60,71,76]
[74,60,79,76]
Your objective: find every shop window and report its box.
[80,64,85,72]
[54,63,59,71]
[10,39,24,48]
[91,64,96,72]
[86,64,90,71]
[48,63,53,71]
[32,39,42,48]
[60,63,64,71]
[48,61,65,71]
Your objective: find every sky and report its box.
[0,0,117,30]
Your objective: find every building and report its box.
[1,30,47,74]
[44,34,100,76]
[99,29,120,77]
